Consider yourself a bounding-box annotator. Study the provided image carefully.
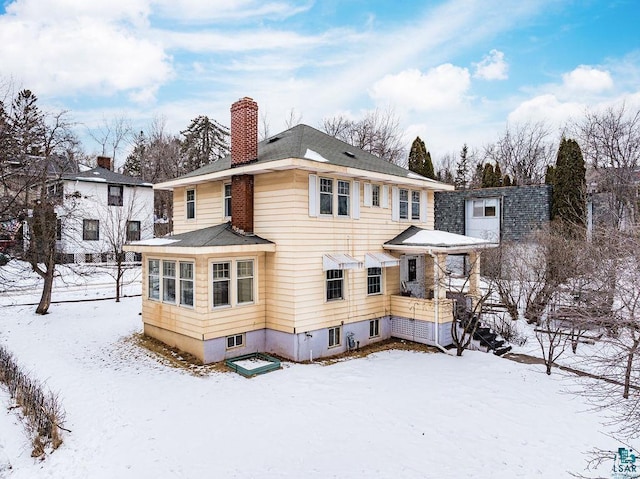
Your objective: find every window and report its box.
[126,221,141,241]
[227,334,244,349]
[162,260,176,303]
[148,259,160,300]
[367,267,382,295]
[108,185,123,206]
[326,270,344,301]
[399,189,409,219]
[186,189,195,219]
[411,191,421,220]
[47,183,62,199]
[472,199,498,218]
[237,260,254,304]
[56,219,62,241]
[83,219,99,241]
[337,180,350,216]
[408,258,417,282]
[212,262,231,307]
[180,262,194,307]
[320,178,333,215]
[224,183,232,218]
[370,319,380,338]
[372,185,380,207]
[328,326,341,348]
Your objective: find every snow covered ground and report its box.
[0,261,617,478]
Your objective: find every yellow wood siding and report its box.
[158,167,446,340]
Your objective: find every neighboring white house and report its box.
[51,157,154,263]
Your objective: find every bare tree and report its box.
[484,121,555,185]
[574,104,640,230]
[87,115,132,170]
[284,108,302,129]
[321,107,406,166]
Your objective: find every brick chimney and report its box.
[230,97,258,234]
[97,156,112,170]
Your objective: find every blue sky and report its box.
[1,0,638,165]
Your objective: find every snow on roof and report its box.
[304,148,329,163]
[407,172,426,179]
[403,229,492,247]
[130,238,180,246]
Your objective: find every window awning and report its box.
[322,253,363,271]
[365,252,400,268]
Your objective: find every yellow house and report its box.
[125,97,495,363]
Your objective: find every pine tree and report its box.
[407,136,435,179]
[454,144,470,190]
[123,130,146,178]
[481,163,495,188]
[494,163,503,187]
[180,115,230,172]
[544,165,555,185]
[503,174,512,187]
[551,138,586,231]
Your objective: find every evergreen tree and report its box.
[494,163,503,187]
[10,89,45,156]
[454,144,470,190]
[503,174,512,187]
[180,115,230,172]
[544,165,555,185]
[551,138,586,231]
[481,163,495,188]
[407,136,435,179]
[123,131,146,178]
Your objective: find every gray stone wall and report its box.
[435,185,552,242]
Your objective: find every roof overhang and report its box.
[384,228,498,255]
[124,243,276,255]
[154,157,454,191]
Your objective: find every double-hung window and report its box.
[148,259,160,300]
[126,221,141,241]
[162,261,176,303]
[186,189,196,219]
[224,183,232,218]
[320,178,333,215]
[108,185,123,206]
[179,262,194,307]
[83,219,99,241]
[326,270,344,301]
[411,191,421,220]
[212,262,231,307]
[237,260,254,304]
[372,185,380,207]
[367,267,382,295]
[337,180,350,216]
[399,189,409,219]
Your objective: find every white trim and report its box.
[420,190,428,223]
[382,185,389,208]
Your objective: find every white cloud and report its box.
[473,49,508,80]
[507,94,584,127]
[153,0,312,22]
[370,64,471,111]
[0,1,172,97]
[561,65,613,93]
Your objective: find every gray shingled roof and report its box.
[178,124,434,182]
[152,222,273,247]
[61,167,152,187]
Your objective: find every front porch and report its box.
[384,226,498,348]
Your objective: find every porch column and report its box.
[424,254,434,297]
[435,253,448,299]
[468,251,481,299]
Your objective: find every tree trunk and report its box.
[116,262,122,303]
[623,338,639,399]
[36,267,54,314]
